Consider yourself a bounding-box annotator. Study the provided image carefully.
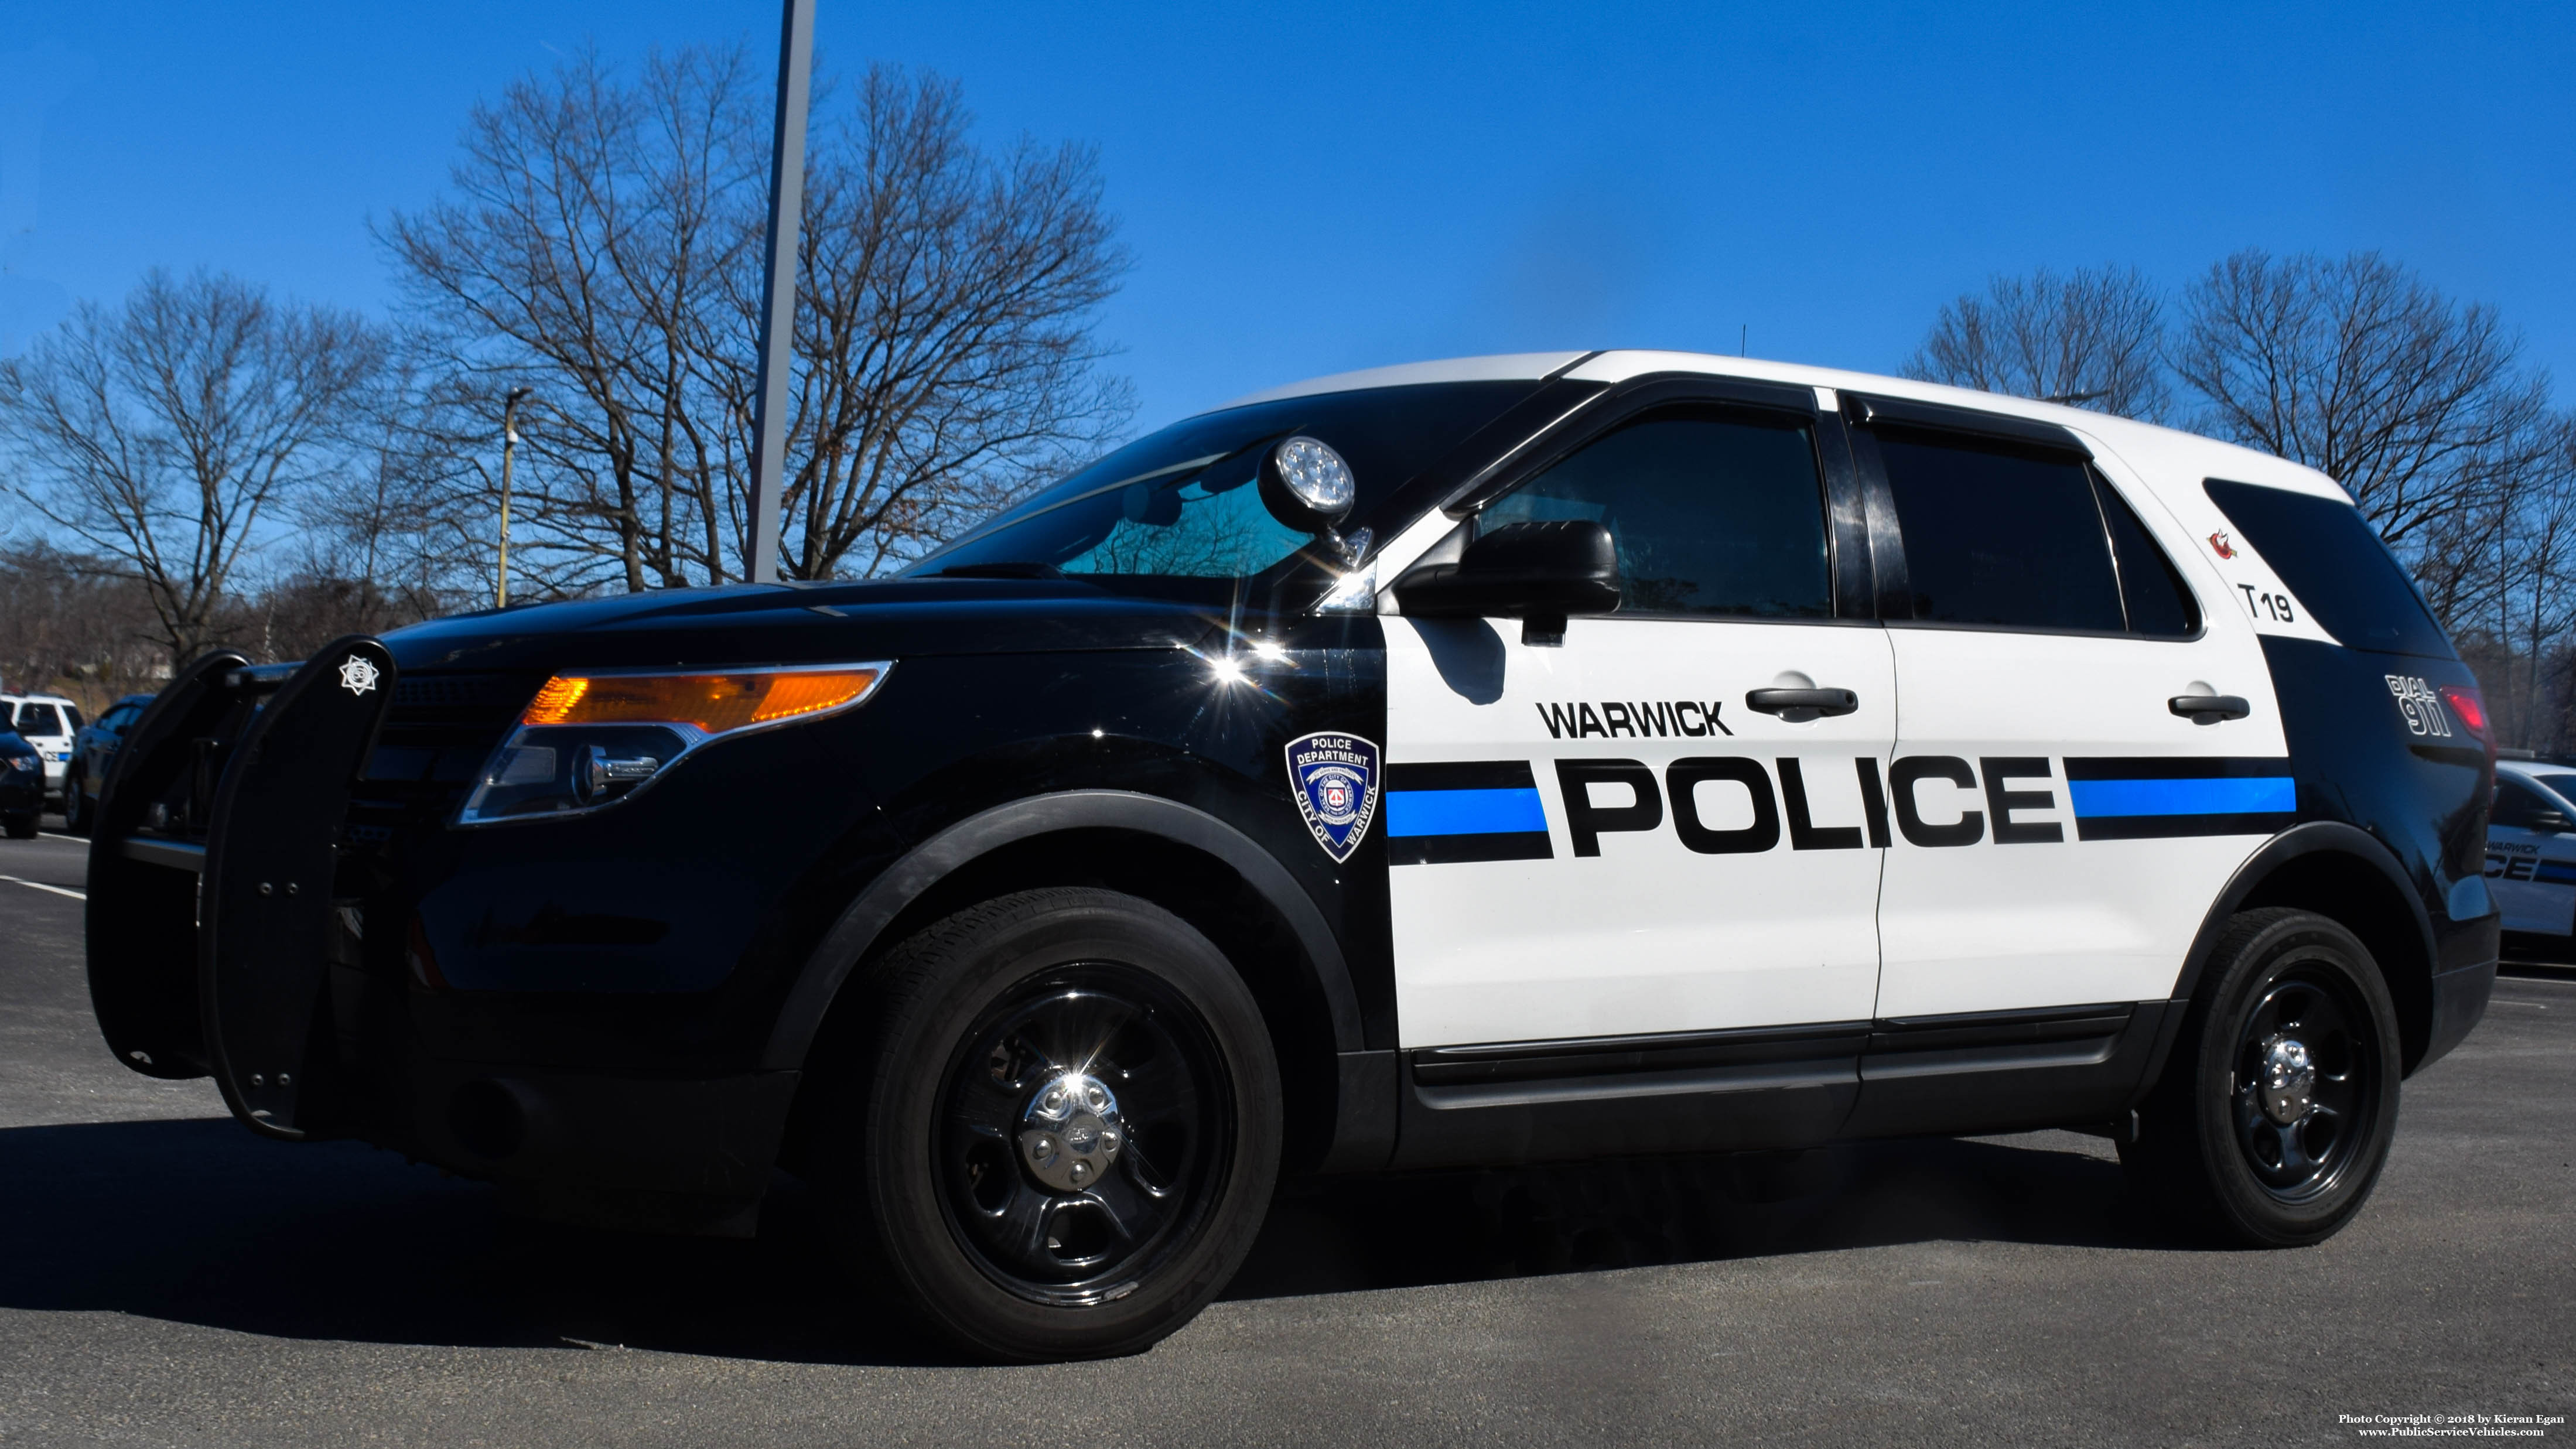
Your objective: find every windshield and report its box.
[908,381,1537,580]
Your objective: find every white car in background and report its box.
[2486,758,2576,945]
[1,693,83,807]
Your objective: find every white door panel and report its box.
[1386,616,1894,1047]
[1876,627,2286,1017]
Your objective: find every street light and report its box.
[497,386,532,609]
[745,0,815,585]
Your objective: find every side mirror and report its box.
[2533,809,2571,833]
[1393,520,1621,646]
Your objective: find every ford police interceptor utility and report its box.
[83,350,2496,1361]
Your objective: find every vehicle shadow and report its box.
[0,1116,2179,1365]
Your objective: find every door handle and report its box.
[1746,687,1860,717]
[2168,693,2251,723]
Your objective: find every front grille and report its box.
[380,672,542,752]
[348,671,542,840]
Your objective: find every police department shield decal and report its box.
[1284,731,1380,863]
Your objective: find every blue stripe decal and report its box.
[1385,787,1549,838]
[2068,776,2295,818]
[2535,861,2576,886]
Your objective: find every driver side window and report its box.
[2494,780,2561,831]
[1483,404,1832,619]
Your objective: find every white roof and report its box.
[1213,352,1590,410]
[1210,348,2349,504]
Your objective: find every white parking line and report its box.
[39,832,87,844]
[0,875,85,901]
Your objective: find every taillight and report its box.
[2439,684,2488,741]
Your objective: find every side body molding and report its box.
[761,790,1365,1071]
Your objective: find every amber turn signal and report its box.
[520,666,886,735]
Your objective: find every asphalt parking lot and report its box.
[2,824,2570,1447]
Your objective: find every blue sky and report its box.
[1,2,2568,431]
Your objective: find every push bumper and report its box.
[86,638,802,1229]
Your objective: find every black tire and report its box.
[810,887,1283,1361]
[2121,907,2402,1246]
[2,812,35,840]
[60,770,89,835]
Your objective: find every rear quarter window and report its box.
[2205,479,2453,658]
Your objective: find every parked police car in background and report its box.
[62,692,156,834]
[2487,758,2576,946]
[2,692,81,809]
[0,723,42,838]
[83,351,2495,1361]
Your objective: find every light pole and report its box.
[497,386,531,609]
[745,0,816,585]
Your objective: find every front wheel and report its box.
[2122,908,2402,1246]
[2,812,35,840]
[812,887,1282,1361]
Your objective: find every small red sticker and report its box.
[2209,531,2237,559]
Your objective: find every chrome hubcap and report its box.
[1017,1072,1125,1193]
[2259,1034,2317,1125]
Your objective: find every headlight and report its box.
[459,662,890,825]
[4,756,35,773]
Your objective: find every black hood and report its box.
[384,576,1258,675]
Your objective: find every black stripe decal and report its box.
[1391,831,1555,866]
[2075,811,2298,841]
[1386,760,1539,791]
[2061,755,2294,780]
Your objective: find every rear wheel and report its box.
[811,887,1282,1361]
[60,769,89,834]
[2122,908,2401,1246]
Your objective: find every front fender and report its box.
[761,788,1364,1071]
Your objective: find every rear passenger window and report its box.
[2096,480,2199,637]
[1874,431,2124,632]
[2204,479,2452,658]
[15,703,62,736]
[1487,404,1832,618]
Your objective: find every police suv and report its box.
[84,350,2496,1361]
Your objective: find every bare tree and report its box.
[283,354,495,633]
[1903,265,2170,421]
[2173,250,2554,554]
[2489,420,2576,750]
[0,539,164,708]
[0,270,382,667]
[381,49,1130,591]
[381,47,761,595]
[723,67,1131,580]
